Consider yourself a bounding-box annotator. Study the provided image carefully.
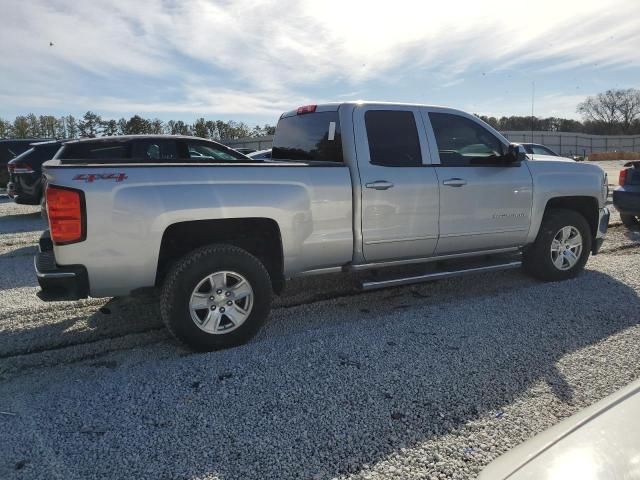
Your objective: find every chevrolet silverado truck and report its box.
[36,103,610,351]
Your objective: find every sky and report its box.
[1,0,639,127]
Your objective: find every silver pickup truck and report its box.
[37,102,609,350]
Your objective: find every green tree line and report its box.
[0,112,276,140]
[477,114,640,135]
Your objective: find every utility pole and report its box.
[531,81,535,144]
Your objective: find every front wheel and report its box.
[160,244,272,351]
[523,209,592,281]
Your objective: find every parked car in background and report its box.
[234,147,256,155]
[36,102,609,351]
[521,143,559,156]
[1,139,54,186]
[613,161,640,227]
[7,140,63,204]
[55,135,251,163]
[519,142,577,163]
[247,148,272,160]
[479,377,640,480]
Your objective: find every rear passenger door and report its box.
[423,109,533,255]
[354,106,439,262]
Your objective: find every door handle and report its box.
[442,178,467,187]
[365,181,394,190]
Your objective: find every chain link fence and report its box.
[502,131,640,157]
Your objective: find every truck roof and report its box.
[280,101,469,118]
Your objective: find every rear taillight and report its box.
[619,169,627,186]
[296,104,317,115]
[46,185,85,245]
[9,162,34,174]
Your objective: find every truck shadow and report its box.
[3,267,640,479]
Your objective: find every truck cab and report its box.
[273,103,606,265]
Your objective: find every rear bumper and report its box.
[592,207,609,255]
[613,188,640,216]
[35,231,89,300]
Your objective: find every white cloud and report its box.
[0,0,639,117]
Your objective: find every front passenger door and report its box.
[424,111,533,255]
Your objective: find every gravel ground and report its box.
[1,192,640,479]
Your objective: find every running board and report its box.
[359,261,522,291]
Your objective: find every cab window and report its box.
[429,113,505,166]
[272,111,343,162]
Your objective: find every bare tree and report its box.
[577,88,640,134]
[618,89,640,133]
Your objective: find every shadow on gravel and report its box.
[0,209,43,234]
[0,295,162,359]
[3,268,640,479]
[0,245,35,257]
[0,246,39,290]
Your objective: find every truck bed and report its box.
[42,161,354,296]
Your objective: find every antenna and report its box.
[531,81,535,144]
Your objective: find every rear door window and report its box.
[272,111,343,162]
[364,110,422,166]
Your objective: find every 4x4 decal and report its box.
[72,173,128,183]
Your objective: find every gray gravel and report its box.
[1,196,640,479]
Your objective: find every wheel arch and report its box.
[543,196,599,238]
[528,196,599,246]
[156,217,285,294]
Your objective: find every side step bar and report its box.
[360,261,522,291]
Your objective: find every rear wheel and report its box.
[160,244,272,351]
[621,213,639,228]
[523,209,592,281]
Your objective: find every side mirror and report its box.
[507,143,527,163]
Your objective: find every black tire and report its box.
[523,209,592,281]
[621,214,639,228]
[160,244,272,351]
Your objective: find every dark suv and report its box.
[1,139,54,186]
[7,141,63,205]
